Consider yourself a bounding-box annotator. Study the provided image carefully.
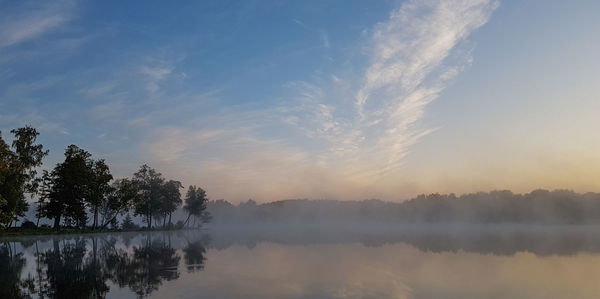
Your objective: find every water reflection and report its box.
[0,243,32,299]
[0,227,600,298]
[0,232,204,298]
[182,239,207,273]
[206,225,600,256]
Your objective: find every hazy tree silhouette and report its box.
[207,189,600,225]
[100,179,141,229]
[157,180,183,228]
[183,185,211,228]
[120,213,138,230]
[132,165,165,229]
[183,239,207,272]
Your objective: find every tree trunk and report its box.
[100,212,118,229]
[184,213,192,227]
[53,215,61,230]
[168,212,172,228]
[93,206,98,230]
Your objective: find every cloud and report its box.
[0,111,69,136]
[280,0,498,178]
[136,0,499,201]
[82,82,117,97]
[0,0,77,47]
[89,101,124,121]
[354,0,499,173]
[140,65,173,95]
[144,125,382,201]
[292,19,309,30]
[321,30,330,49]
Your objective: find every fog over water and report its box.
[2,226,600,298]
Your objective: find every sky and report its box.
[1,0,600,203]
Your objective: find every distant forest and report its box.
[208,189,600,225]
[3,126,600,230]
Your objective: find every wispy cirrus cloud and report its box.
[0,0,495,201]
[0,0,77,48]
[140,65,173,96]
[140,0,499,201]
[281,0,499,178]
[353,0,499,174]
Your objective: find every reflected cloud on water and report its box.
[1,226,600,298]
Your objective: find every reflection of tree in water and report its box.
[39,237,109,298]
[0,243,34,299]
[183,239,206,272]
[112,235,181,298]
[0,232,210,299]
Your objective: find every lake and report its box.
[2,225,600,298]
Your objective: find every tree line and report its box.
[207,189,600,225]
[0,126,210,230]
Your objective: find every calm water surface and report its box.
[2,226,600,298]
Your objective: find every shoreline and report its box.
[0,226,197,238]
[4,222,600,238]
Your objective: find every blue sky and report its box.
[2,0,600,202]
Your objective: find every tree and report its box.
[132,165,164,229]
[87,159,113,229]
[158,180,182,228]
[35,170,53,226]
[40,145,93,229]
[39,145,117,230]
[0,127,48,227]
[183,186,210,228]
[99,178,140,229]
[121,213,137,230]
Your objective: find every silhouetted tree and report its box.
[132,165,164,229]
[40,145,93,229]
[0,126,48,227]
[205,190,600,225]
[121,214,138,230]
[183,186,210,228]
[88,159,113,229]
[35,169,53,226]
[100,179,140,229]
[158,180,182,228]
